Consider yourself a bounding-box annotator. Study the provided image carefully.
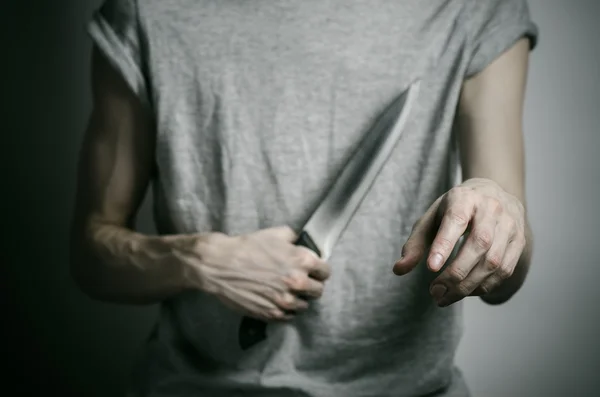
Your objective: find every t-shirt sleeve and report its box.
[88,0,149,104]
[465,0,539,78]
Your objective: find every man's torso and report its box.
[95,1,479,395]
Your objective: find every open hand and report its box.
[392,178,527,307]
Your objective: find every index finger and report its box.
[428,202,474,272]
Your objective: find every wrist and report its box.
[147,231,228,295]
[137,233,194,295]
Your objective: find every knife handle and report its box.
[238,317,267,350]
[238,231,322,350]
[295,230,322,257]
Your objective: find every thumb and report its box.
[392,198,441,275]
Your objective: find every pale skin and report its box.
[70,38,533,318]
[70,46,330,320]
[393,38,533,306]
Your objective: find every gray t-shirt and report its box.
[88,1,538,396]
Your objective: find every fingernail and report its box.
[430,284,447,301]
[392,263,406,275]
[429,253,443,269]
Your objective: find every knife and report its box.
[238,81,421,350]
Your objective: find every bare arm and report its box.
[69,46,205,304]
[456,38,534,304]
[70,45,332,319]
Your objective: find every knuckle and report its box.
[276,293,297,309]
[433,236,454,254]
[498,265,514,279]
[299,248,316,264]
[286,270,307,291]
[446,209,469,227]
[504,218,517,233]
[293,248,318,269]
[487,197,503,213]
[484,254,503,271]
[472,230,493,250]
[456,282,472,297]
[447,266,468,282]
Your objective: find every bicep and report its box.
[72,45,155,231]
[456,38,530,204]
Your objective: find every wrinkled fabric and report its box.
[89,1,538,396]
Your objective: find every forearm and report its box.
[480,219,534,305]
[70,222,205,305]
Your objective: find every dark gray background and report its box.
[3,1,599,396]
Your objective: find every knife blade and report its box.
[238,81,421,350]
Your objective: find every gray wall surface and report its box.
[3,1,598,396]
